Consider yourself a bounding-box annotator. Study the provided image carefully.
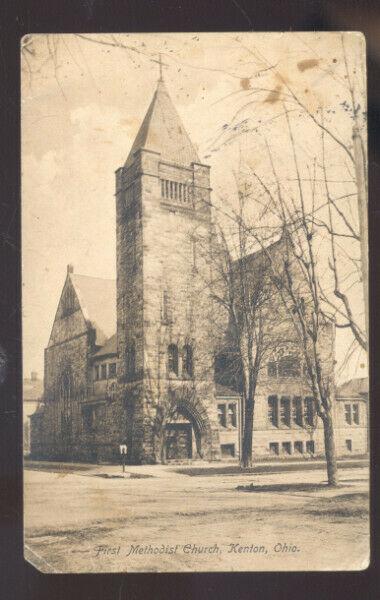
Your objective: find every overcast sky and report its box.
[22,32,366,384]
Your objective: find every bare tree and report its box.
[243,121,340,485]
[202,193,289,468]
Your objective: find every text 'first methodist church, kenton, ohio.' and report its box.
[29,72,369,465]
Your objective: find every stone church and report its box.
[30,75,368,464]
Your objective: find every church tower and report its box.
[115,71,221,463]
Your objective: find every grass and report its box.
[176,459,369,477]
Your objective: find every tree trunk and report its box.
[322,410,339,486]
[241,395,254,468]
[160,432,167,465]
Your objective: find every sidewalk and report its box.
[24,456,369,480]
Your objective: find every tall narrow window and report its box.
[267,362,277,377]
[304,397,315,427]
[94,365,100,381]
[161,179,165,197]
[344,403,352,425]
[228,403,237,427]
[174,182,178,200]
[217,404,226,427]
[292,396,303,426]
[268,395,278,427]
[183,344,193,377]
[170,181,173,199]
[179,183,183,201]
[108,363,117,378]
[165,180,169,198]
[101,364,107,380]
[280,397,291,427]
[162,290,172,323]
[306,440,315,454]
[353,404,360,424]
[168,344,178,375]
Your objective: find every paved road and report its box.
[24,462,369,573]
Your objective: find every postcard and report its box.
[22,32,369,573]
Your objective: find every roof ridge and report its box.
[124,79,199,168]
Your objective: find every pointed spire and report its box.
[124,77,200,169]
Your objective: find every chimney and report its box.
[31,371,38,381]
[67,264,74,274]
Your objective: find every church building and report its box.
[30,72,368,464]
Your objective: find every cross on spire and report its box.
[151,53,169,82]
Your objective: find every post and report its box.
[119,444,127,474]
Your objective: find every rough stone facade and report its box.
[30,78,368,464]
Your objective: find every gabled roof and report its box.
[93,333,117,358]
[70,274,116,346]
[337,377,369,400]
[125,79,200,168]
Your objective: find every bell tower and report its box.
[115,71,221,463]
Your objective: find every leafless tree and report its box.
[241,116,340,485]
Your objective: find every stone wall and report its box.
[116,150,221,463]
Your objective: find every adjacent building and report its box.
[29,74,369,464]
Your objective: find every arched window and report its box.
[183,344,193,377]
[278,355,301,378]
[168,344,178,375]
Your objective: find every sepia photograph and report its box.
[22,32,369,573]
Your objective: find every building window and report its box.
[161,289,173,323]
[269,442,279,456]
[108,382,116,399]
[168,344,179,375]
[306,440,315,454]
[280,397,291,427]
[282,442,292,455]
[126,340,136,377]
[304,397,315,427]
[268,395,278,427]
[221,443,235,458]
[94,365,100,381]
[228,403,237,427]
[82,406,95,432]
[183,344,193,377]
[292,396,303,427]
[345,439,352,452]
[278,356,301,378]
[217,404,226,428]
[353,404,359,425]
[101,364,107,380]
[108,363,117,378]
[344,403,352,425]
[267,362,277,377]
[294,441,303,454]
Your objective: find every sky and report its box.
[21,32,367,384]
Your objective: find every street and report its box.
[24,460,369,573]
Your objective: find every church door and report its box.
[165,423,192,460]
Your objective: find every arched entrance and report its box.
[158,393,212,462]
